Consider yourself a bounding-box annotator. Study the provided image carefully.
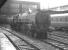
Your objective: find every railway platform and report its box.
[0,32,16,50]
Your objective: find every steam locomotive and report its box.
[9,10,50,39]
[0,0,50,39]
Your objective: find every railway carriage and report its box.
[51,13,68,30]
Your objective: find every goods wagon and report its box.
[50,13,68,30]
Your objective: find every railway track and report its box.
[41,31,68,50]
[0,28,39,50]
[0,27,66,50]
[42,38,68,50]
[48,31,68,44]
[42,34,68,50]
[0,26,62,50]
[49,31,68,38]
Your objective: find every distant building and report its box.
[1,0,40,15]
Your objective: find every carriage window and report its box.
[60,18,62,22]
[56,18,58,22]
[54,18,56,22]
[54,17,58,22]
[51,18,53,21]
[53,18,55,22]
[67,17,68,22]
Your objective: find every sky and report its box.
[15,0,68,9]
